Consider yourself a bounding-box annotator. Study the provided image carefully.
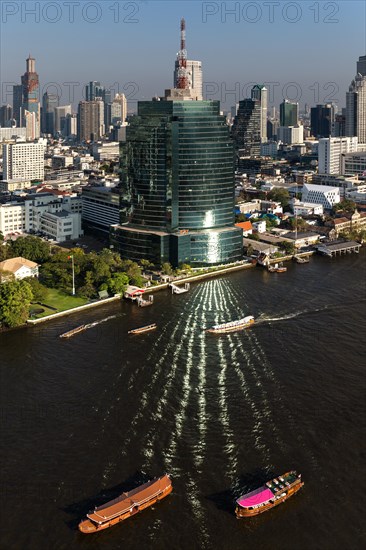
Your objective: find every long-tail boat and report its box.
[79,474,172,533]
[235,471,304,517]
[128,323,157,335]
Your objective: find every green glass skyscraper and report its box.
[111,19,242,267]
[111,98,242,266]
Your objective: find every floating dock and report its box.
[169,282,190,294]
[316,241,361,257]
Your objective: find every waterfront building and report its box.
[251,85,267,142]
[232,99,261,156]
[0,257,39,280]
[318,136,358,175]
[111,19,242,267]
[280,100,298,127]
[301,183,340,209]
[3,142,44,183]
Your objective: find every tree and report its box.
[106,272,129,295]
[8,236,50,264]
[161,262,173,275]
[289,216,307,231]
[140,259,153,271]
[78,271,95,299]
[333,199,356,214]
[267,188,290,208]
[280,241,296,255]
[0,280,33,327]
[24,277,48,302]
[126,262,145,287]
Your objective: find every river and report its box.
[1,251,365,549]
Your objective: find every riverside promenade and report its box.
[26,261,256,325]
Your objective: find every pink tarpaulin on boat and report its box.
[237,487,274,507]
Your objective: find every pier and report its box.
[137,295,154,307]
[169,282,190,295]
[316,241,361,257]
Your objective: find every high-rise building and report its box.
[333,109,346,137]
[357,55,366,76]
[277,125,304,145]
[111,19,242,267]
[113,93,127,122]
[251,85,267,142]
[311,104,335,138]
[318,136,358,175]
[3,142,44,183]
[174,59,203,100]
[77,101,104,141]
[41,92,59,135]
[64,113,77,138]
[280,99,298,127]
[346,72,366,144]
[232,99,261,156]
[21,56,40,138]
[13,85,23,126]
[85,81,104,101]
[54,105,72,135]
[0,105,13,127]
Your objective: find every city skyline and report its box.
[1,1,365,111]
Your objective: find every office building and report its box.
[54,105,72,135]
[174,59,203,100]
[341,151,366,176]
[0,105,13,127]
[232,99,261,156]
[346,73,366,144]
[3,141,44,184]
[301,183,340,209]
[64,113,77,138]
[81,186,121,232]
[21,56,40,138]
[251,85,267,141]
[77,101,104,141]
[41,92,59,135]
[357,55,366,76]
[13,85,23,126]
[280,99,298,127]
[318,136,358,175]
[277,125,304,145]
[311,104,335,138]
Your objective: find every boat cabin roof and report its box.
[87,475,170,523]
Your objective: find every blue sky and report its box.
[1,1,365,111]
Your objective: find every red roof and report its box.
[235,221,253,231]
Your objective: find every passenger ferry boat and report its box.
[207,316,254,334]
[79,474,172,533]
[235,471,304,517]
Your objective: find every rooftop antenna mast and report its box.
[177,18,188,89]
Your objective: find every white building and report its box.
[0,257,39,280]
[302,183,340,209]
[318,136,358,175]
[0,128,27,141]
[91,142,120,161]
[112,94,127,123]
[54,105,72,135]
[346,73,366,144]
[345,185,366,203]
[277,125,304,144]
[174,59,203,100]
[2,142,44,184]
[291,199,324,216]
[341,150,366,176]
[0,192,83,241]
[252,220,266,233]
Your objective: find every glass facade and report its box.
[113,99,242,266]
[232,99,261,157]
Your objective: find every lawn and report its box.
[31,288,88,318]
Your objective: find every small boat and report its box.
[295,256,309,264]
[207,316,254,334]
[276,265,287,272]
[79,474,172,534]
[235,471,304,518]
[128,323,157,335]
[59,325,87,338]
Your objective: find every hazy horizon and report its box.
[1,1,365,112]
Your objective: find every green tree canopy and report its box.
[0,279,33,327]
[267,188,290,208]
[161,262,173,275]
[24,277,48,302]
[8,236,51,264]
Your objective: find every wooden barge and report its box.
[128,323,157,335]
[235,471,304,518]
[79,474,172,533]
[59,325,87,338]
